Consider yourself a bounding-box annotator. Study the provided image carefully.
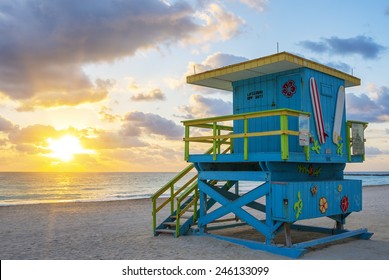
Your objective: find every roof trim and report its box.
[186,52,360,91]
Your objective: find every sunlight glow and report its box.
[46,135,94,162]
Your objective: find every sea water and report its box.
[0,172,388,206]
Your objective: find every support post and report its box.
[284,223,292,247]
[199,180,208,234]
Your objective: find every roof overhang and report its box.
[186,52,360,91]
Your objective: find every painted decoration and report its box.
[310,185,318,196]
[333,85,345,144]
[336,141,344,156]
[293,191,303,219]
[282,80,296,97]
[311,139,321,154]
[337,184,343,192]
[310,77,328,144]
[298,164,321,177]
[319,197,328,214]
[341,196,349,213]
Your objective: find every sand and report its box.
[0,185,388,260]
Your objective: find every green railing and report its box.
[183,108,311,161]
[151,137,231,235]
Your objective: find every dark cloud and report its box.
[299,41,327,53]
[325,61,352,74]
[299,36,386,59]
[346,86,389,122]
[131,88,166,101]
[123,111,182,139]
[0,1,243,110]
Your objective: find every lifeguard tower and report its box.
[152,52,373,258]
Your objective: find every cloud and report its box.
[237,0,268,12]
[98,106,122,123]
[192,3,244,43]
[8,125,60,145]
[177,94,232,119]
[186,52,249,93]
[0,115,16,132]
[122,111,182,139]
[0,0,244,110]
[346,85,389,122]
[299,35,386,59]
[190,52,249,74]
[131,88,166,101]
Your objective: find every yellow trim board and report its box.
[187,52,360,91]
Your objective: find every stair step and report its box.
[163,222,177,227]
[171,214,192,219]
[156,228,176,234]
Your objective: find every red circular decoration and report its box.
[341,196,349,213]
[282,80,296,97]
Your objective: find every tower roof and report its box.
[187,52,360,91]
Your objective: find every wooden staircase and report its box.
[153,180,234,237]
[151,137,232,237]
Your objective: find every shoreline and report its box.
[1,185,388,259]
[1,184,388,208]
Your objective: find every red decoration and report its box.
[310,185,318,196]
[282,80,297,97]
[341,196,349,213]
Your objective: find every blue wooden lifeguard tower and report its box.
[152,52,373,258]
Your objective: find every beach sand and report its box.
[0,185,388,260]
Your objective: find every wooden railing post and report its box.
[170,183,174,214]
[152,199,157,234]
[213,122,217,160]
[184,125,190,161]
[280,113,289,160]
[244,118,248,160]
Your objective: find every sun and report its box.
[46,135,93,162]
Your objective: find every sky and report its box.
[0,0,388,172]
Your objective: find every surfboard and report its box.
[333,85,345,144]
[310,77,327,144]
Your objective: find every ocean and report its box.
[0,172,388,206]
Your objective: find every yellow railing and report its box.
[151,137,231,235]
[183,108,310,161]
